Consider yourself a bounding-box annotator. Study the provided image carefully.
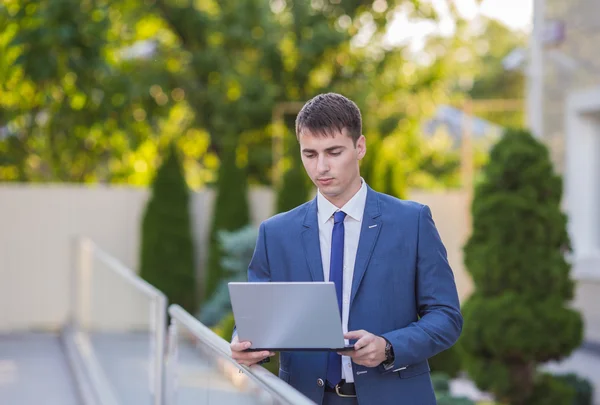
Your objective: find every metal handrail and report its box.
[167,305,316,405]
[83,239,165,299]
[70,236,167,405]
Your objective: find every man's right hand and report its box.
[230,335,274,366]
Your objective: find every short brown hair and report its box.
[295,93,362,145]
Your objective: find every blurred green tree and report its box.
[204,140,250,301]
[140,142,196,311]
[468,18,527,127]
[0,0,215,185]
[1,0,500,304]
[461,128,583,405]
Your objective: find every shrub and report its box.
[276,135,310,213]
[199,226,257,326]
[205,144,250,303]
[431,372,451,394]
[435,393,475,405]
[140,142,196,311]
[429,343,463,378]
[553,373,594,405]
[526,373,576,405]
[461,128,583,405]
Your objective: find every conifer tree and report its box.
[276,135,310,213]
[140,142,196,311]
[204,140,250,302]
[461,128,583,404]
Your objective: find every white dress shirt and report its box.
[316,179,367,383]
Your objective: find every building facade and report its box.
[533,0,600,343]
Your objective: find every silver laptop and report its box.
[228,281,354,352]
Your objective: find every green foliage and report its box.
[200,225,257,325]
[461,128,583,405]
[429,343,463,379]
[435,394,475,405]
[553,373,594,405]
[276,136,311,213]
[212,312,236,341]
[0,0,214,184]
[0,0,477,190]
[526,373,575,405]
[140,142,196,311]
[468,19,527,128]
[431,372,451,394]
[204,146,251,303]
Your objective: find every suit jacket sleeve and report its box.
[380,204,463,372]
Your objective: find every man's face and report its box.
[299,129,366,206]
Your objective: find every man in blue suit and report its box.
[231,93,463,404]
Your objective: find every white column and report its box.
[527,0,545,138]
[565,103,600,278]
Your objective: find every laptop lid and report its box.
[228,282,352,351]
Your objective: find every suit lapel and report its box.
[350,187,382,307]
[301,197,324,282]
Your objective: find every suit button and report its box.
[317,378,324,387]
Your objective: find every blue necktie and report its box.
[326,210,346,387]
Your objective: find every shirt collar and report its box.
[317,178,367,225]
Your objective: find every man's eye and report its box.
[330,151,341,156]
[305,154,316,158]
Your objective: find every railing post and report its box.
[152,295,167,405]
[165,318,179,405]
[78,237,93,331]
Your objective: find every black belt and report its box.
[325,381,356,397]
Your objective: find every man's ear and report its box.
[357,135,367,160]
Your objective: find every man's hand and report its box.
[230,335,275,366]
[340,330,387,368]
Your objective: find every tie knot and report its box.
[333,210,346,224]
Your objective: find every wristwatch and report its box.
[383,338,395,368]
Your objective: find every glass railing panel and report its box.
[165,305,315,405]
[70,237,166,405]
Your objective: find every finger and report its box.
[234,350,271,364]
[353,335,374,351]
[344,330,366,340]
[243,350,271,360]
[231,340,252,352]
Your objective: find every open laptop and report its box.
[228,281,355,352]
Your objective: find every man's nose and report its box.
[317,155,329,173]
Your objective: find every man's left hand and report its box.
[340,330,387,367]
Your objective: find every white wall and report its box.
[0,184,275,332]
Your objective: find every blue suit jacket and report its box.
[247,185,463,404]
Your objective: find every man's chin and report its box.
[320,188,340,198]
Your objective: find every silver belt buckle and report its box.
[335,383,357,398]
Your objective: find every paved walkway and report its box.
[0,330,297,405]
[0,332,81,405]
